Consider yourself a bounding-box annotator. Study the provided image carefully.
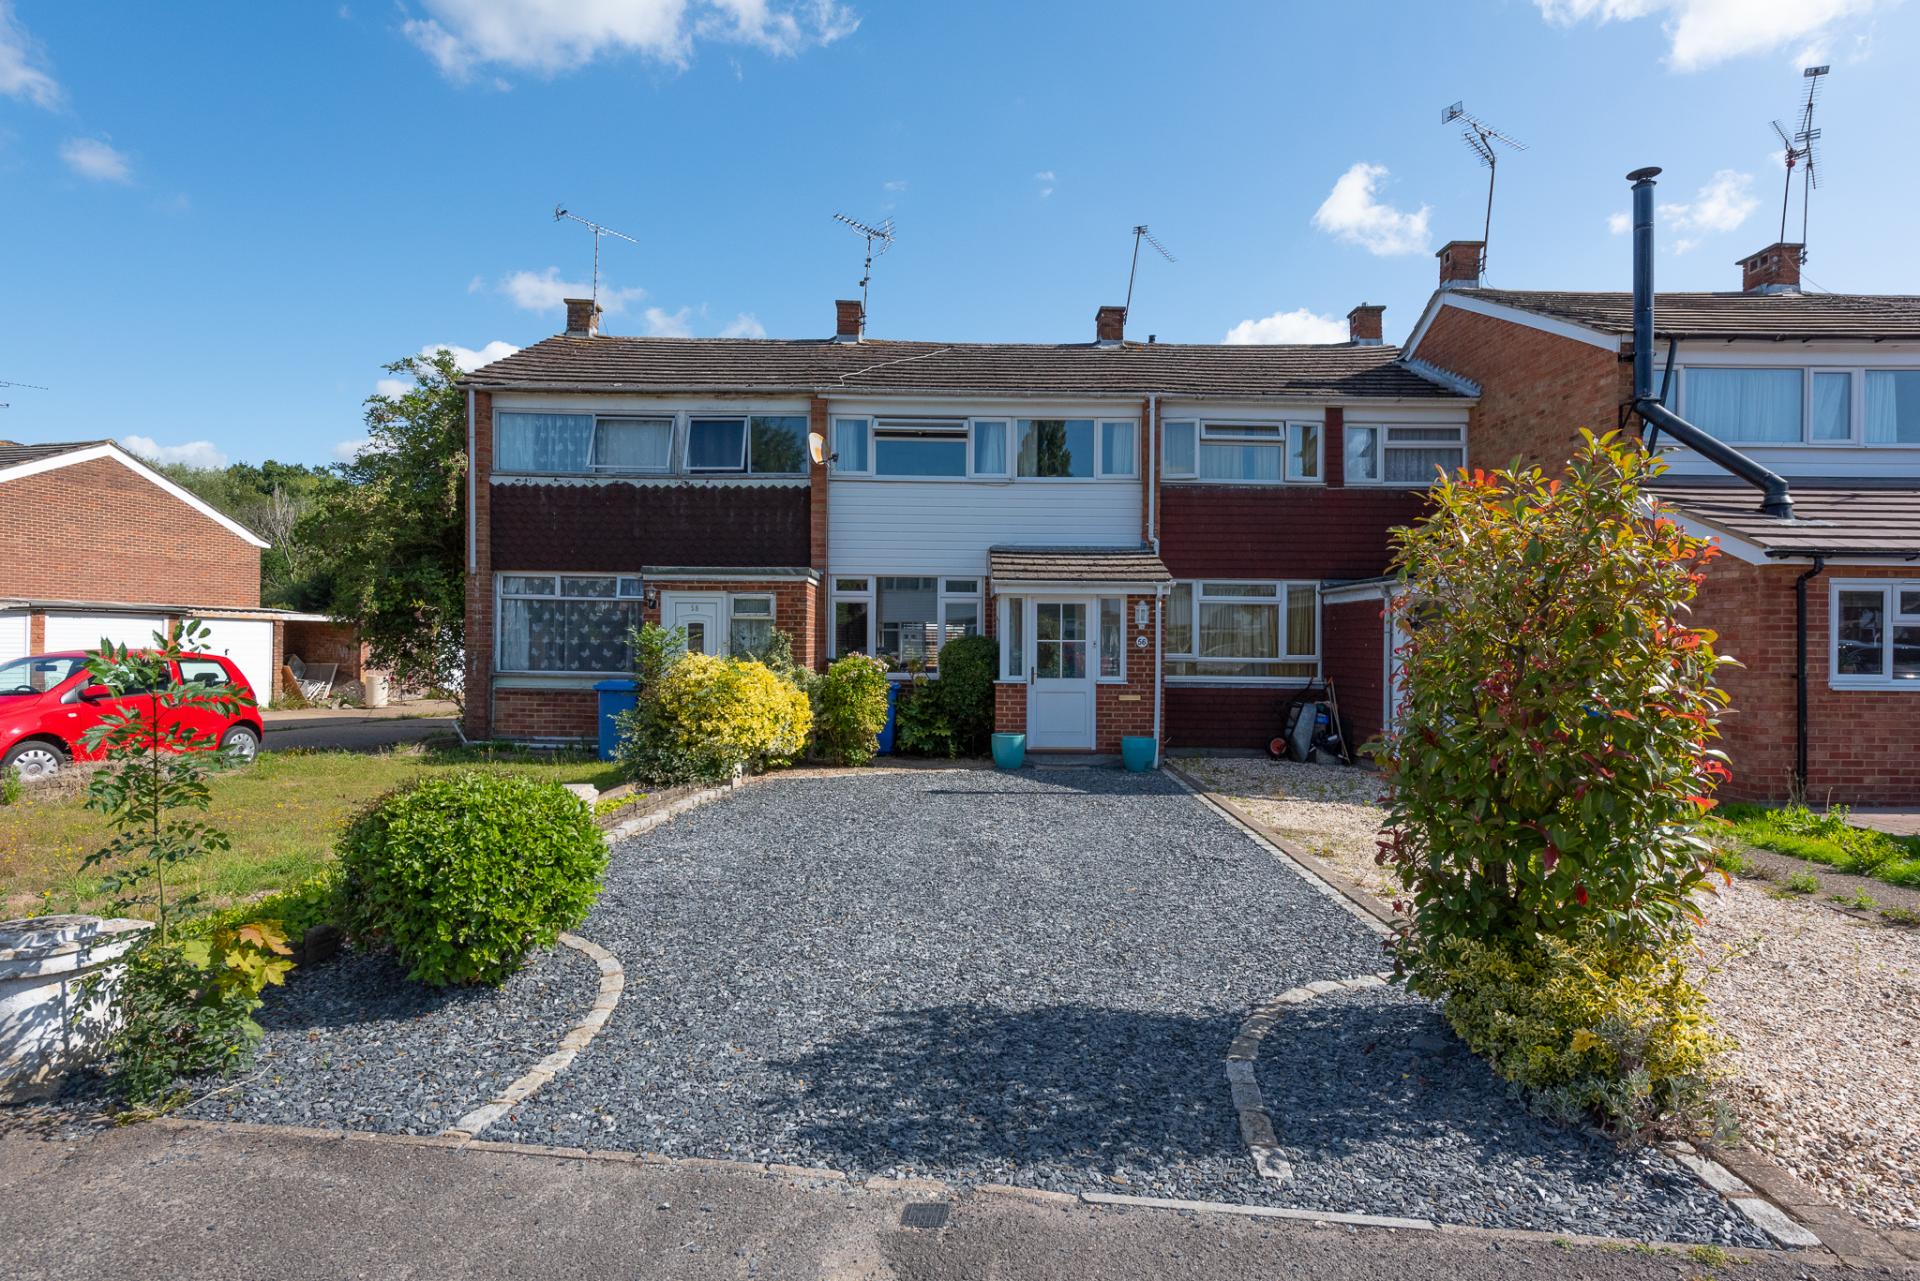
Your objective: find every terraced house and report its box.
[1403,237,1920,803]
[460,297,1470,754]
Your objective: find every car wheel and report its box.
[3,740,69,781]
[220,725,261,762]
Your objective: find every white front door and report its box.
[1026,598,1096,750]
[660,592,725,656]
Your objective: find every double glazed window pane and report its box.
[1164,421,1197,475]
[1101,422,1136,476]
[729,597,774,658]
[1199,601,1278,659]
[834,418,870,472]
[1017,419,1094,477]
[875,431,966,476]
[1867,371,1920,444]
[1287,424,1319,480]
[972,421,1008,475]
[748,416,808,473]
[1034,602,1087,679]
[1687,368,1803,443]
[1166,583,1193,653]
[1003,597,1024,679]
[876,577,939,665]
[500,597,638,672]
[834,600,870,657]
[1344,427,1379,481]
[498,412,592,472]
[595,418,671,471]
[688,418,747,470]
[1812,373,1851,442]
[1099,598,1123,678]
[1198,443,1281,481]
[1836,591,1885,676]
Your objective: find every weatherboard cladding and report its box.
[489,481,811,570]
[466,336,1459,400]
[1651,480,1920,557]
[1458,289,1920,340]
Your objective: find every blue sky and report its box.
[1,0,1914,468]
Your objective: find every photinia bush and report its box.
[1377,432,1734,971]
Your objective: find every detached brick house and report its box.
[1401,239,1920,803]
[460,297,1470,753]
[0,439,288,704]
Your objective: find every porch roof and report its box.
[987,545,1173,587]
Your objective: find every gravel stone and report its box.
[179,943,599,1135]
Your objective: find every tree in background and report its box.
[298,349,467,701]
[153,459,334,609]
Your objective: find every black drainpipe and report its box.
[1792,555,1826,797]
[1626,168,1795,520]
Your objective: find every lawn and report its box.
[0,743,625,919]
[1715,801,1920,889]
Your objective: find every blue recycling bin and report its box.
[876,681,901,755]
[592,679,639,761]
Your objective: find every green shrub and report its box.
[811,653,892,765]
[895,635,998,758]
[616,625,811,785]
[338,772,607,986]
[1419,931,1729,1142]
[1377,434,1732,969]
[192,870,342,945]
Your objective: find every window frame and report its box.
[833,415,1138,482]
[1163,420,1327,485]
[1163,578,1320,684]
[1829,578,1920,690]
[1674,364,1920,448]
[686,415,750,473]
[494,572,647,677]
[831,574,983,674]
[493,408,817,477]
[1344,423,1468,487]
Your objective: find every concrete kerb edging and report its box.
[1163,763,1846,1257]
[438,932,625,1142]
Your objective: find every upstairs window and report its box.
[497,412,594,473]
[1345,425,1467,485]
[1167,422,1321,483]
[1867,371,1920,444]
[1685,368,1804,444]
[497,410,805,474]
[592,417,673,472]
[687,417,747,471]
[1016,419,1095,478]
[873,419,969,477]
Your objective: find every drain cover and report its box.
[899,1202,951,1230]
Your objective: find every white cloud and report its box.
[882,178,908,193]
[374,377,413,398]
[332,438,377,463]
[1223,308,1350,346]
[121,435,228,469]
[1534,0,1880,71]
[719,313,766,339]
[404,0,857,81]
[498,267,645,315]
[424,339,521,371]
[642,306,694,337]
[0,2,60,108]
[1033,169,1055,198]
[60,137,132,183]
[1657,169,1758,251]
[1311,162,1431,257]
[1608,211,1632,235]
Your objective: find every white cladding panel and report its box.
[828,480,1142,576]
[194,618,275,708]
[43,613,167,653]
[0,612,26,665]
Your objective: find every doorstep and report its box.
[1023,751,1127,769]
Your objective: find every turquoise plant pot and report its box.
[991,732,1026,770]
[1120,735,1158,773]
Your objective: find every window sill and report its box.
[1161,478,1324,487]
[1166,675,1317,687]
[1829,678,1920,692]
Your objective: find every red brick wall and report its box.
[283,620,368,681]
[0,455,262,607]
[1158,484,1428,581]
[1093,592,1158,753]
[494,687,597,741]
[1697,560,1920,804]
[1322,596,1387,750]
[1414,305,1629,473]
[463,389,495,739]
[994,681,1026,738]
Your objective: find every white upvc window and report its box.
[1161,420,1322,483]
[1677,366,1920,447]
[1831,580,1920,689]
[830,575,983,673]
[832,416,871,473]
[496,573,646,674]
[1164,580,1318,682]
[726,594,776,659]
[838,416,1138,480]
[993,595,1128,682]
[1344,424,1468,485]
[495,410,806,475]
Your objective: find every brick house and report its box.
[460,297,1470,753]
[0,439,288,704]
[1400,239,1920,803]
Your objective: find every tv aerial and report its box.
[0,378,48,410]
[832,213,895,326]
[553,205,638,313]
[1124,225,1176,317]
[1770,65,1829,257]
[1441,101,1528,277]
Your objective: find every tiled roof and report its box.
[466,336,1460,401]
[1652,479,1920,556]
[1457,289,1920,340]
[988,545,1173,584]
[0,439,110,470]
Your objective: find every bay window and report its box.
[1164,581,1318,681]
[497,574,645,674]
[1832,581,1920,687]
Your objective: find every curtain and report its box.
[972,421,1006,475]
[835,418,869,472]
[1811,373,1851,441]
[1198,602,1278,659]
[1166,584,1193,653]
[1286,586,1316,657]
[1384,447,1460,484]
[1344,427,1378,481]
[1686,368,1802,442]
[594,419,671,470]
[1198,443,1281,481]
[1867,371,1920,444]
[1101,422,1136,476]
[498,413,592,472]
[1163,421,1197,475]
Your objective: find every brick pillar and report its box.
[1324,406,1345,488]
[809,395,831,670]
[463,388,494,739]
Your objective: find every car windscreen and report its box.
[0,656,87,696]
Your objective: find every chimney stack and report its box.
[1095,305,1127,345]
[1738,243,1803,294]
[1436,240,1485,290]
[564,297,601,337]
[834,298,865,341]
[1346,303,1385,345]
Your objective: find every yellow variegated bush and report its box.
[655,653,811,781]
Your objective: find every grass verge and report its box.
[1714,802,1920,890]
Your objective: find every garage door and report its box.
[0,612,26,665]
[42,612,168,655]
[193,618,274,709]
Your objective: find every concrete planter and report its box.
[0,915,149,1100]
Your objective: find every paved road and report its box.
[0,1123,1872,1281]
[261,704,458,753]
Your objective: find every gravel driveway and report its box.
[480,768,1757,1243]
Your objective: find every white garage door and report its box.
[193,618,274,709]
[42,612,168,655]
[0,612,26,665]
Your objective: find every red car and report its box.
[0,651,264,781]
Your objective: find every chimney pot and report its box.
[1095,305,1127,345]
[834,298,865,341]
[563,297,601,337]
[1436,240,1485,290]
[1738,242,1803,294]
[1346,303,1386,345]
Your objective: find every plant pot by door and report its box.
[1120,735,1158,773]
[991,732,1026,770]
